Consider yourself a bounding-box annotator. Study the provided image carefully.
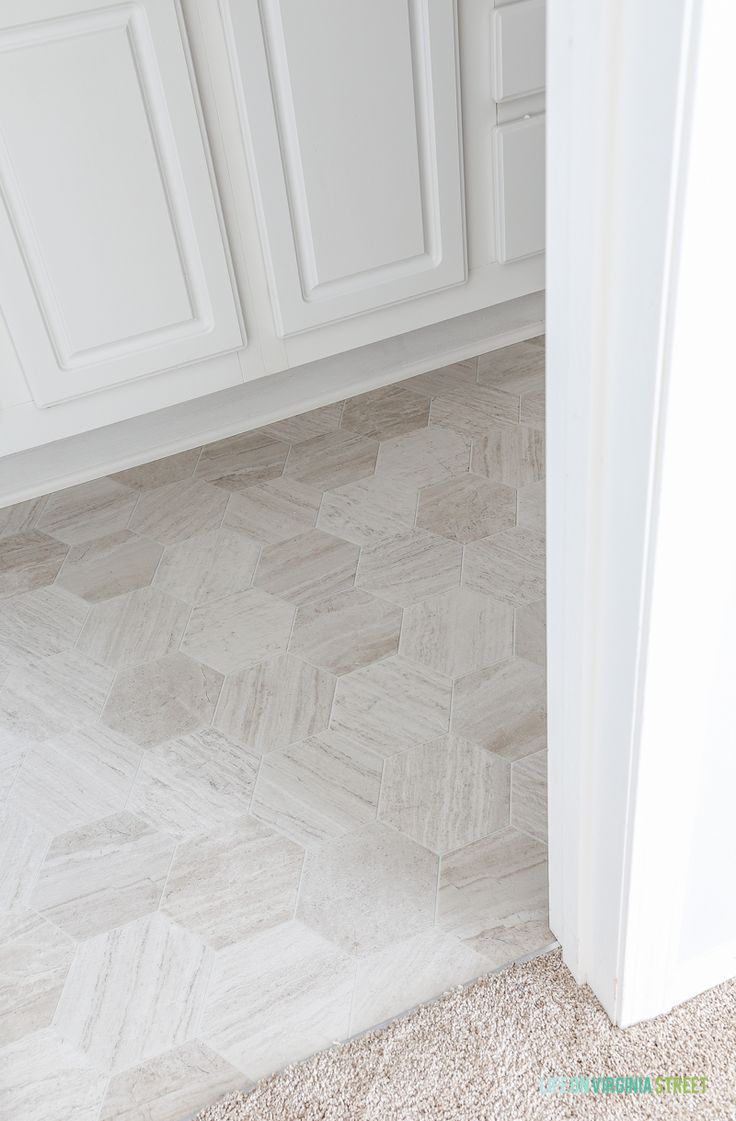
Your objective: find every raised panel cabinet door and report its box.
[221,0,467,337]
[0,0,243,407]
[492,114,545,263]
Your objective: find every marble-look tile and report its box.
[476,341,545,397]
[296,823,438,956]
[520,387,545,430]
[400,360,478,398]
[399,587,513,679]
[463,527,546,606]
[331,656,451,757]
[0,497,46,539]
[223,478,321,544]
[437,826,551,966]
[55,912,212,1073]
[515,598,546,667]
[181,589,294,674]
[0,531,67,598]
[160,817,304,949]
[109,448,201,491]
[429,383,519,438]
[511,750,548,842]
[8,727,140,833]
[517,478,546,533]
[129,479,229,545]
[253,529,359,606]
[201,920,354,1079]
[283,430,378,490]
[0,810,49,912]
[356,528,462,606]
[349,928,488,1035]
[128,727,259,839]
[528,334,545,348]
[215,654,335,753]
[0,1029,108,1121]
[290,588,402,675]
[251,731,382,847]
[0,910,74,1044]
[29,812,175,939]
[378,736,510,854]
[452,658,546,760]
[0,744,24,806]
[0,586,88,667]
[100,1040,248,1121]
[316,474,417,546]
[375,425,471,488]
[341,384,430,440]
[415,474,516,543]
[102,654,222,748]
[195,431,289,491]
[76,587,189,669]
[37,478,137,545]
[0,651,114,747]
[153,528,260,606]
[471,426,545,487]
[263,401,344,444]
[56,530,163,603]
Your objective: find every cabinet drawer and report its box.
[492,114,545,262]
[491,0,546,103]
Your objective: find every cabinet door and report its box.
[0,0,243,407]
[222,0,466,337]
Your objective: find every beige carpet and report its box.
[194,950,736,1120]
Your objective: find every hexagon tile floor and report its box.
[0,338,551,1121]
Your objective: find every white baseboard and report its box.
[0,292,544,507]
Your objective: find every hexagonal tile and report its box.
[0,910,74,1045]
[152,528,260,606]
[251,731,382,847]
[29,812,175,939]
[399,587,513,678]
[463,527,546,606]
[181,588,294,674]
[128,479,228,545]
[55,912,211,1072]
[471,425,545,488]
[515,598,546,667]
[0,531,67,599]
[253,529,359,607]
[263,401,343,444]
[400,359,478,398]
[316,474,417,546]
[296,822,438,955]
[55,531,163,603]
[102,654,222,748]
[290,588,402,675]
[520,386,545,430]
[38,478,138,545]
[0,497,45,539]
[0,586,88,667]
[375,425,470,488]
[517,478,545,533]
[356,528,461,606]
[0,1030,107,1121]
[341,384,430,440]
[511,750,547,842]
[160,817,304,949]
[215,654,335,753]
[195,431,289,491]
[476,340,544,397]
[378,736,509,854]
[429,382,519,438]
[0,651,114,748]
[109,447,201,491]
[330,656,451,757]
[452,657,546,759]
[76,587,189,669]
[283,430,378,490]
[416,475,516,543]
[223,477,322,544]
[0,809,49,912]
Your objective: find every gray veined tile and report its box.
[223,477,322,545]
[400,587,513,679]
[55,530,163,603]
[181,588,294,674]
[0,531,68,599]
[375,425,471,488]
[290,588,402,675]
[201,920,354,1080]
[283,429,379,490]
[378,736,510,854]
[128,479,229,545]
[0,1029,108,1121]
[0,809,50,912]
[153,528,260,607]
[37,477,138,545]
[54,912,212,1073]
[0,744,24,806]
[0,650,115,748]
[0,585,88,667]
[215,654,335,754]
[515,598,546,667]
[429,382,520,438]
[262,400,344,444]
[316,474,417,546]
[128,727,259,839]
[340,383,430,440]
[330,656,452,758]
[452,657,546,760]
[437,825,551,966]
[415,474,516,544]
[0,910,75,1044]
[528,334,545,348]
[471,425,545,488]
[517,478,546,534]
[99,1040,248,1121]
[356,528,462,606]
[463,527,546,607]
[102,653,223,749]
[520,386,545,430]
[29,811,176,940]
[195,431,289,491]
[400,359,478,398]
[0,496,46,539]
[476,340,545,398]
[76,587,189,669]
[511,749,548,842]
[253,529,359,606]
[160,817,304,949]
[296,822,438,956]
[109,447,201,491]
[251,731,382,847]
